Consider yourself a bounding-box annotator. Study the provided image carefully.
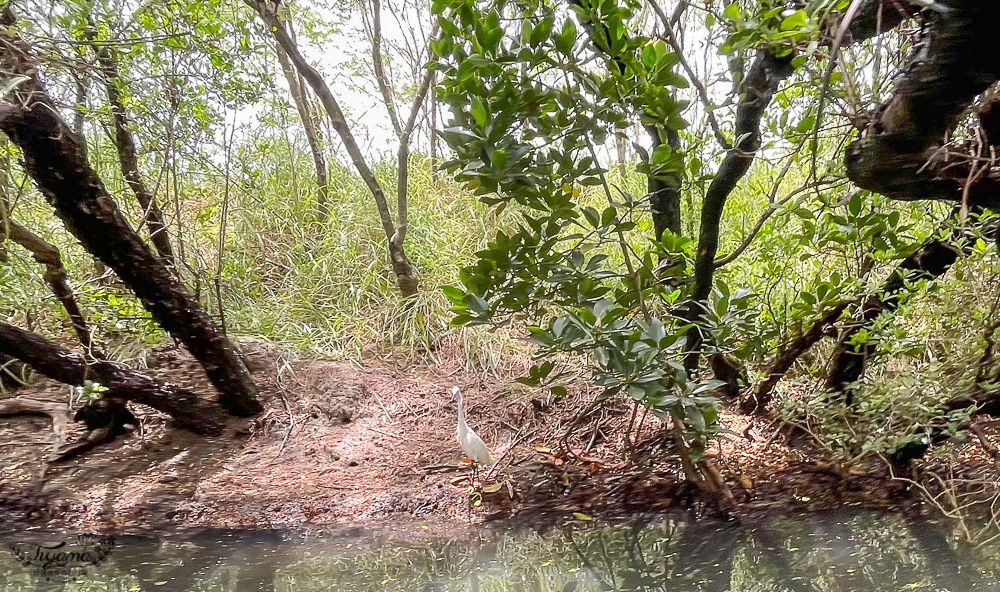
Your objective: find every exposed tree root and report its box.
[53,399,138,462]
[0,397,72,446]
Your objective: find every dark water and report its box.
[1,509,997,591]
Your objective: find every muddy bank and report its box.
[0,339,996,531]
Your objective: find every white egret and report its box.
[453,385,494,486]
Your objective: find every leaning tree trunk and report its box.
[0,10,263,417]
[87,19,175,267]
[834,1,1000,467]
[244,0,419,297]
[844,1,1000,210]
[837,1,1000,395]
[0,321,223,434]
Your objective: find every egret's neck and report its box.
[457,394,467,425]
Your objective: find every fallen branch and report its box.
[0,321,224,435]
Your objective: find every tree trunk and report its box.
[682,51,795,369]
[0,11,263,417]
[645,125,683,239]
[245,0,419,297]
[0,321,224,434]
[87,19,176,267]
[274,36,330,219]
[6,220,97,356]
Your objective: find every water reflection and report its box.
[0,509,997,591]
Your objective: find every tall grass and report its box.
[0,133,530,367]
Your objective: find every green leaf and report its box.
[723,3,741,21]
[471,96,488,127]
[641,44,656,69]
[529,16,552,46]
[441,285,465,304]
[794,115,815,134]
[555,19,576,54]
[779,10,807,31]
[848,193,863,217]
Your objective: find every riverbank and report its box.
[0,339,997,531]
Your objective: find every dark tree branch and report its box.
[841,0,917,43]
[977,85,1000,148]
[572,0,685,242]
[845,1,1000,208]
[0,321,223,434]
[826,209,970,395]
[683,50,795,369]
[5,220,97,356]
[740,301,851,414]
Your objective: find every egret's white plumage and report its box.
[453,386,494,476]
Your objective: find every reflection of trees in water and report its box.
[739,510,998,592]
[3,512,1000,591]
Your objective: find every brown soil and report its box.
[0,339,997,531]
